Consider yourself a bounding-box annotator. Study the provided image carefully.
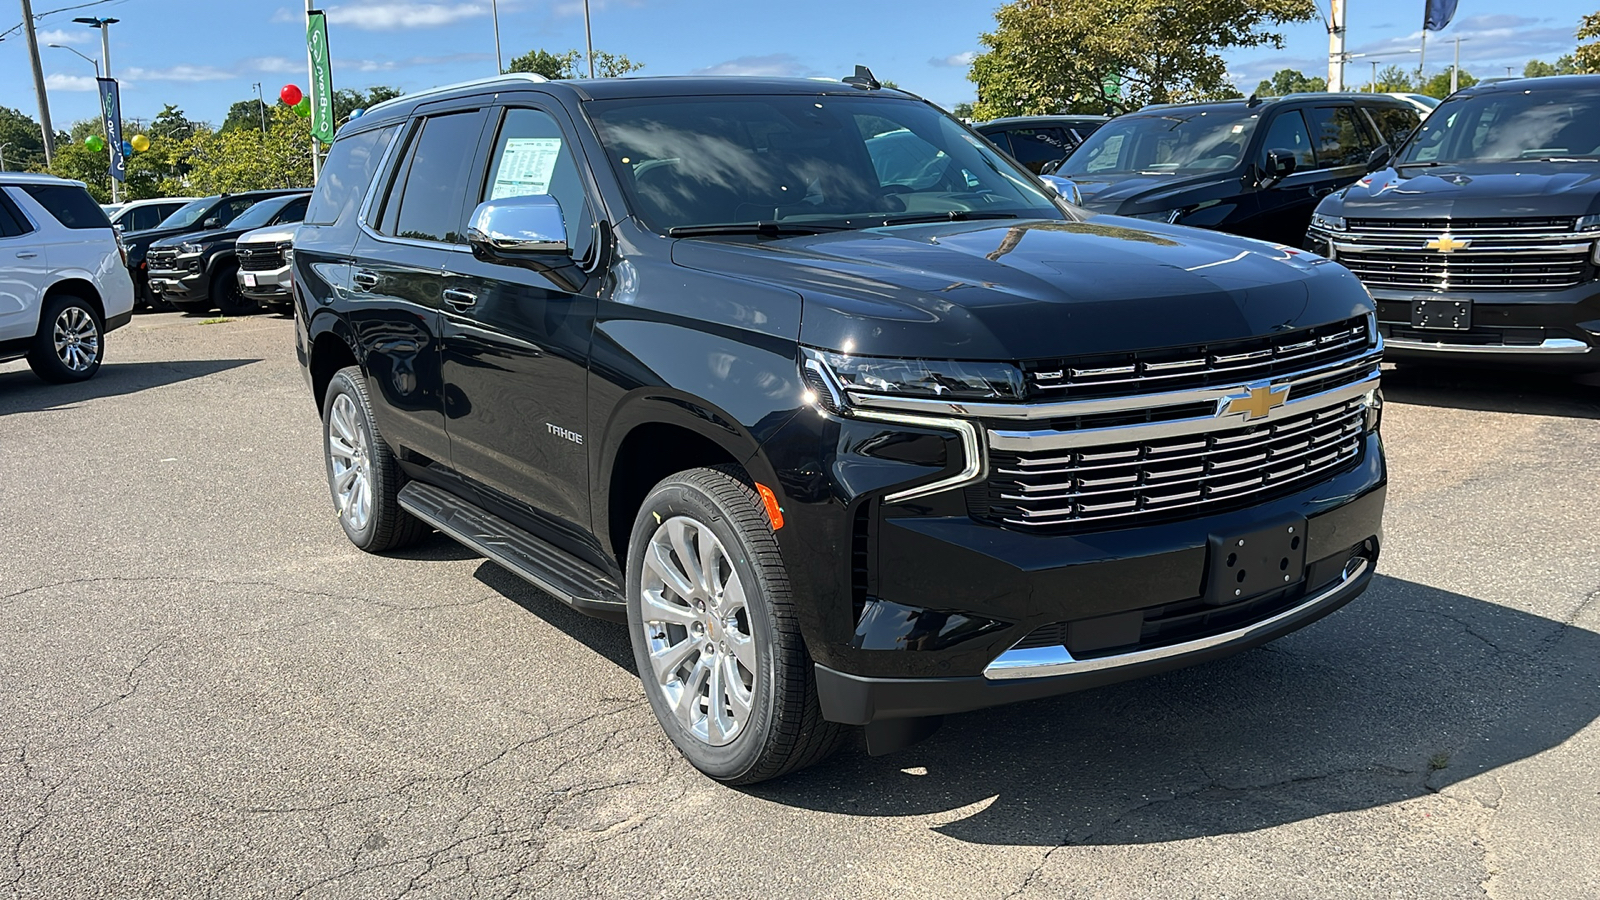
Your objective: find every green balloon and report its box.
[294,97,311,118]
[85,134,104,152]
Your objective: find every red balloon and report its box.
[280,84,303,106]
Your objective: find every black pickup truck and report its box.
[123,189,305,310]
[294,71,1387,784]
[147,192,309,314]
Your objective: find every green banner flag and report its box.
[307,10,335,142]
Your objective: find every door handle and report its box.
[15,251,38,259]
[442,288,478,309]
[352,270,379,290]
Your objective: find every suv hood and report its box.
[669,216,1371,360]
[237,224,298,247]
[150,225,255,250]
[1328,161,1600,220]
[1068,170,1241,216]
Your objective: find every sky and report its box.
[0,0,1594,131]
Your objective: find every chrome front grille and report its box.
[146,247,179,270]
[238,247,285,271]
[1329,218,1594,293]
[1022,317,1370,400]
[983,399,1367,529]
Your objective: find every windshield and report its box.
[229,196,291,231]
[157,197,217,229]
[1058,107,1260,177]
[1400,88,1600,163]
[586,95,1063,234]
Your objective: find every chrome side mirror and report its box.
[1040,174,1083,206]
[467,195,569,258]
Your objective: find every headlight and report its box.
[1310,213,1347,232]
[178,242,203,255]
[811,351,1025,402]
[1129,209,1181,224]
[1576,214,1600,232]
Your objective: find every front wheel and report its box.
[321,366,428,552]
[214,266,256,315]
[626,466,845,784]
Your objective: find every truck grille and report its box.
[981,398,1367,530]
[1021,317,1370,400]
[1332,218,1592,292]
[238,247,285,271]
[146,247,179,270]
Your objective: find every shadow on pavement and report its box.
[0,359,260,416]
[746,575,1600,846]
[472,560,637,673]
[1383,363,1600,419]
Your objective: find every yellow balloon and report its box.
[130,134,150,153]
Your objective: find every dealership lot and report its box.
[2,313,1598,899]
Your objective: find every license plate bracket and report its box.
[1411,297,1471,331]
[1206,517,1308,605]
[242,272,258,287]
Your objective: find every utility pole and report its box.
[583,0,594,78]
[253,83,268,133]
[0,142,10,172]
[1418,31,1427,87]
[1326,0,1347,92]
[1450,37,1469,94]
[491,0,502,73]
[19,0,56,166]
[305,0,320,181]
[1370,60,1379,92]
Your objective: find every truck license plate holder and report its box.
[1206,517,1307,605]
[1411,297,1471,330]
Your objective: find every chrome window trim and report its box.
[845,343,1382,421]
[1386,337,1590,355]
[983,557,1369,680]
[356,119,474,255]
[848,408,985,504]
[986,368,1379,453]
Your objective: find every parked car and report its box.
[1307,75,1600,369]
[234,223,297,313]
[0,173,134,382]
[295,71,1386,784]
[1056,93,1422,243]
[972,115,1111,173]
[147,192,309,314]
[1384,92,1441,116]
[122,189,305,310]
[105,197,196,234]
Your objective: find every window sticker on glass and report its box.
[490,137,564,199]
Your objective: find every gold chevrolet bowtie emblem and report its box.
[1424,233,1471,253]
[1221,383,1290,421]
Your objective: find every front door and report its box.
[441,103,603,539]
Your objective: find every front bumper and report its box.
[147,262,207,302]
[1371,283,1600,370]
[239,263,292,306]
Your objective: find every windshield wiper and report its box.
[667,222,846,237]
[874,211,1022,227]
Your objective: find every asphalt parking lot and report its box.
[3,311,1599,899]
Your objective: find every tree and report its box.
[1524,56,1578,78]
[0,106,48,172]
[150,105,202,143]
[332,86,403,123]
[969,0,1316,118]
[1254,68,1327,96]
[1420,68,1477,98]
[951,101,976,120]
[507,48,642,79]
[179,105,313,194]
[1579,13,1600,73]
[1368,64,1416,93]
[222,99,270,133]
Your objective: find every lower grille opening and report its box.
[851,502,871,623]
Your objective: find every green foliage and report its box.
[1254,68,1327,96]
[507,48,643,79]
[969,0,1316,117]
[1524,55,1579,78]
[951,101,976,120]
[333,86,403,122]
[1578,13,1600,74]
[0,106,48,171]
[179,105,314,195]
[150,105,202,143]
[1419,68,1477,98]
[222,99,270,133]
[1368,64,1417,93]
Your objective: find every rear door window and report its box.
[19,183,111,229]
[306,124,399,226]
[1306,106,1377,168]
[128,205,164,231]
[1260,109,1317,169]
[381,110,488,244]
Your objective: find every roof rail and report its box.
[363,72,550,117]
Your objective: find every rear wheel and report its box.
[27,294,103,383]
[626,466,845,784]
[321,366,428,552]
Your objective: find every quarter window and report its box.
[1306,106,1376,168]
[383,111,487,244]
[0,190,33,237]
[19,183,111,229]
[999,127,1075,174]
[482,108,595,262]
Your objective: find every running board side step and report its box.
[397,481,627,622]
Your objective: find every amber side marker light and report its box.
[755,483,784,530]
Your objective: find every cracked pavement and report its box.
[3,313,1599,899]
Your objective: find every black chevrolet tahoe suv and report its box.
[124,189,305,310]
[293,71,1387,784]
[1308,75,1600,369]
[1059,93,1421,243]
[147,191,309,314]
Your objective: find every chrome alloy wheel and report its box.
[53,306,100,372]
[639,515,757,747]
[326,393,373,532]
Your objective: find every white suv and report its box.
[0,174,135,382]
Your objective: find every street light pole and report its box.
[583,0,594,78]
[491,0,503,73]
[253,83,268,134]
[1450,36,1469,94]
[48,44,100,77]
[19,0,57,166]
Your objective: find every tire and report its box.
[214,265,256,315]
[26,294,104,383]
[626,465,845,784]
[321,366,429,553]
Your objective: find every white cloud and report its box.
[930,51,977,69]
[122,65,235,83]
[243,56,303,74]
[45,72,98,91]
[692,54,816,77]
[38,28,92,45]
[552,0,644,16]
[323,2,489,30]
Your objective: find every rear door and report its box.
[439,100,602,538]
[997,126,1075,174]
[0,189,43,343]
[348,107,490,465]
[1362,103,1422,151]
